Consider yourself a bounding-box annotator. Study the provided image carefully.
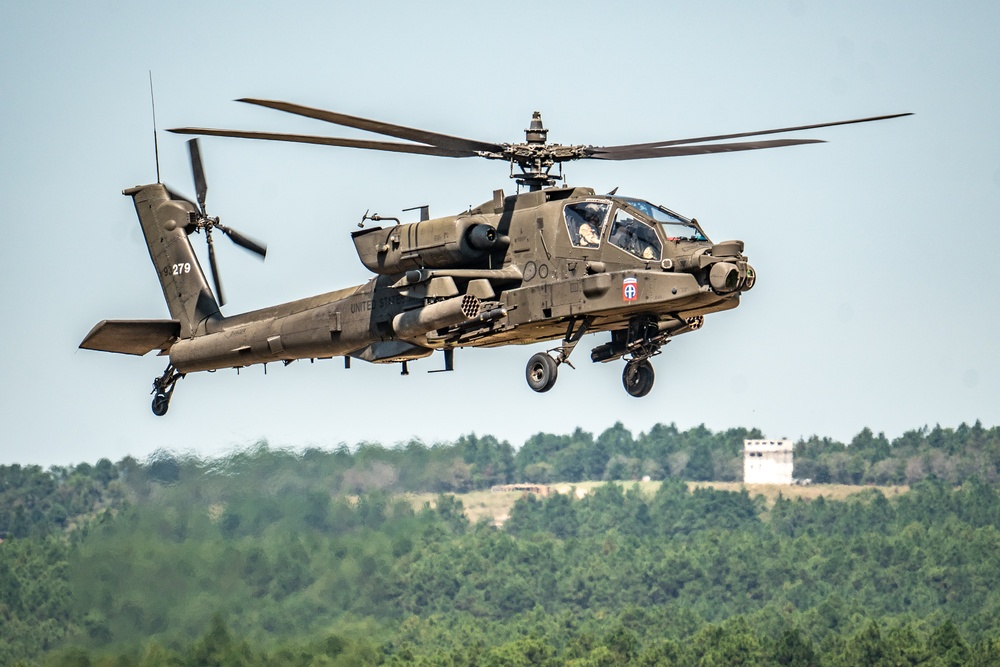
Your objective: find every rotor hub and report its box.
[524,111,548,144]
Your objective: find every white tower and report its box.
[743,439,794,484]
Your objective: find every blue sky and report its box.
[2,1,998,466]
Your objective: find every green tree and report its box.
[686,442,714,481]
[771,628,817,666]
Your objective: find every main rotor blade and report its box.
[596,113,913,152]
[216,223,267,259]
[187,139,208,215]
[206,233,226,307]
[169,127,479,158]
[587,138,825,161]
[238,98,504,154]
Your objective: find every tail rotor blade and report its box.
[206,232,226,307]
[188,139,208,215]
[217,223,267,259]
[181,139,263,305]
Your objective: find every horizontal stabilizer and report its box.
[80,320,180,356]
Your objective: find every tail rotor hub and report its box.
[176,138,268,307]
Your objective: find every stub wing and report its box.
[80,320,180,356]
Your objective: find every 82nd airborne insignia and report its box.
[622,276,638,302]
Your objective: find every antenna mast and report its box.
[149,71,161,183]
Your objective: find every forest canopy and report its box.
[1,420,998,665]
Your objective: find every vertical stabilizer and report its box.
[124,183,220,338]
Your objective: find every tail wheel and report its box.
[622,360,655,397]
[526,352,558,393]
[150,364,183,416]
[152,393,170,416]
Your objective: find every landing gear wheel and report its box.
[622,360,655,397]
[151,392,170,416]
[150,363,183,416]
[526,352,558,393]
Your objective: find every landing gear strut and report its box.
[589,315,682,398]
[618,317,662,398]
[151,364,184,416]
[524,317,592,393]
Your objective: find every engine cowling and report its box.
[352,215,501,275]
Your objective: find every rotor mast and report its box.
[515,111,557,192]
[483,111,584,192]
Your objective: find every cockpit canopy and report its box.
[611,197,708,243]
[565,201,610,249]
[562,196,708,261]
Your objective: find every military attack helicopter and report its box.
[80,98,910,415]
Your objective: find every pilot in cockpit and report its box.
[579,220,600,246]
[566,202,609,248]
[578,205,603,246]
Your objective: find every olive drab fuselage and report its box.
[81,103,905,414]
[80,181,754,407]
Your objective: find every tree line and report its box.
[6,420,997,542]
[4,477,999,665]
[1,420,999,664]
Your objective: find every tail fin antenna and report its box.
[149,71,161,183]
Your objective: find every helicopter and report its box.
[79,98,910,415]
